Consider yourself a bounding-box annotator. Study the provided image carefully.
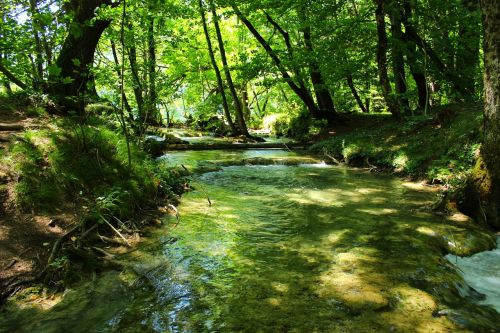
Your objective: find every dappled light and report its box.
[1,149,499,332]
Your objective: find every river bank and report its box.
[0,95,186,301]
[1,149,499,332]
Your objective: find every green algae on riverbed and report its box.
[1,151,498,333]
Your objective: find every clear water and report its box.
[1,150,498,333]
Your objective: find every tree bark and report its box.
[402,20,472,98]
[401,0,428,111]
[198,0,238,136]
[210,2,249,136]
[479,0,500,228]
[456,0,481,98]
[48,0,114,111]
[0,59,27,90]
[127,39,144,120]
[110,40,135,125]
[374,0,400,117]
[147,16,160,125]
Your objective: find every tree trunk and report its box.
[389,2,409,113]
[0,59,27,90]
[301,11,338,123]
[374,0,400,117]
[48,0,114,111]
[127,40,144,120]
[401,0,428,111]
[346,74,368,113]
[233,6,321,120]
[198,0,238,136]
[479,0,500,228]
[210,2,249,136]
[402,20,472,98]
[110,40,135,125]
[241,85,250,122]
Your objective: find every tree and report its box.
[48,0,116,111]
[374,0,400,117]
[479,0,500,228]
[198,0,238,135]
[210,1,250,136]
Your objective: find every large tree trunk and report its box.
[48,0,114,111]
[198,0,238,136]
[402,0,428,111]
[210,2,249,136]
[374,0,400,117]
[389,2,409,113]
[301,11,338,123]
[479,0,500,228]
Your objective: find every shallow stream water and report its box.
[1,149,499,332]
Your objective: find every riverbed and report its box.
[1,149,498,332]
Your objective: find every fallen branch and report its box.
[323,148,342,165]
[98,234,129,247]
[98,214,131,247]
[168,204,180,224]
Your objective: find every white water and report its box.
[446,237,500,312]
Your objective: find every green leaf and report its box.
[47,64,61,77]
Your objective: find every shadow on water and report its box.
[1,151,499,333]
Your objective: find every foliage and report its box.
[311,104,483,186]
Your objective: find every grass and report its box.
[1,113,183,221]
[311,104,483,189]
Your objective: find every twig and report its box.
[113,216,132,233]
[98,214,131,247]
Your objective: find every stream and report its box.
[1,149,499,332]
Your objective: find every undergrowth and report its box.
[311,104,483,191]
[1,114,183,221]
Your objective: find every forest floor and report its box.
[0,102,72,295]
